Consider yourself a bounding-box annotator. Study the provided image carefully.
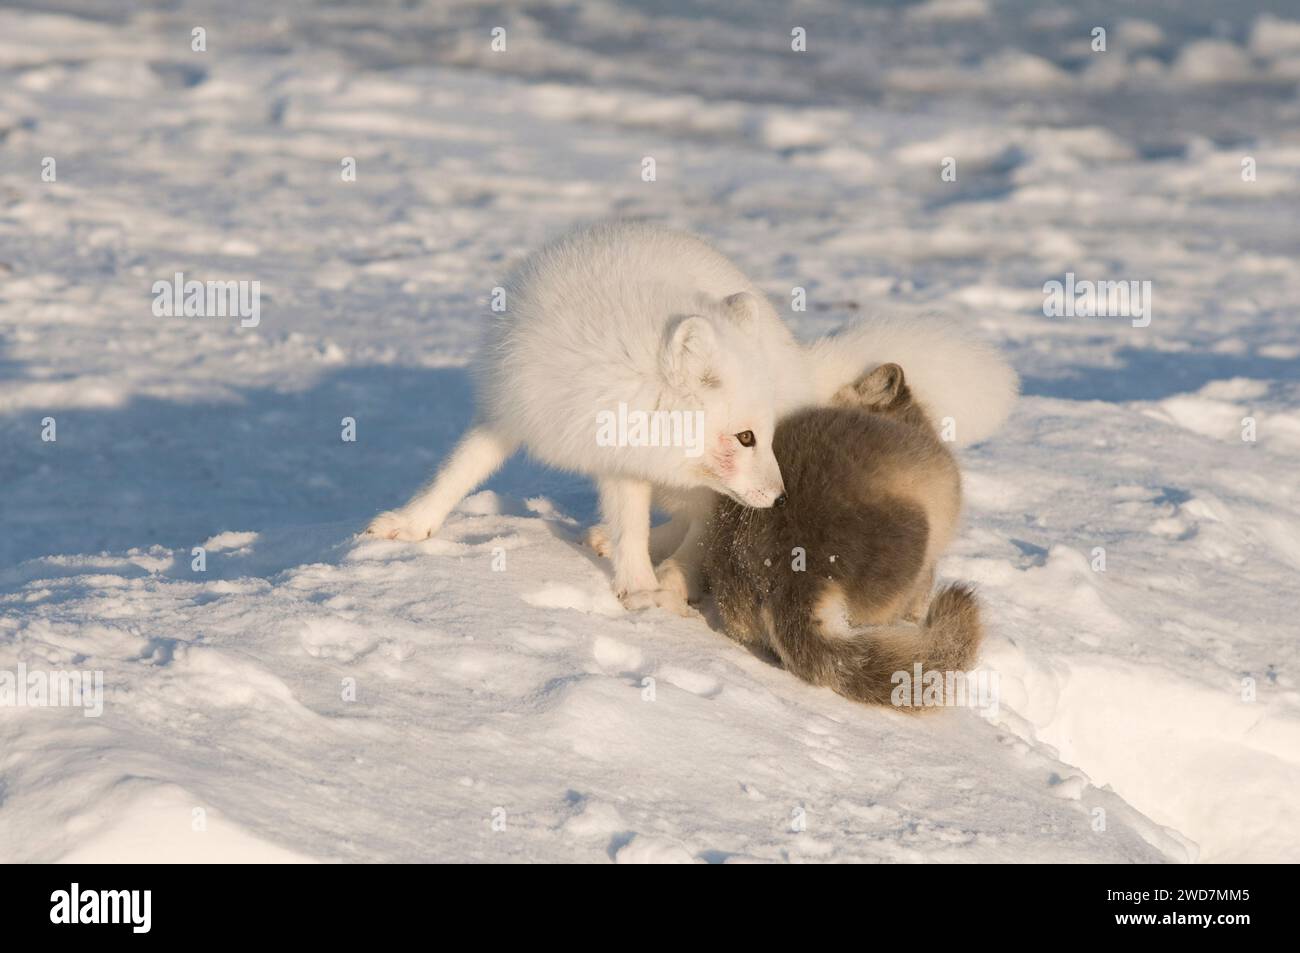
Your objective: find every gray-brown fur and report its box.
[701,363,983,708]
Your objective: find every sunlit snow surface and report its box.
[1,0,1298,862]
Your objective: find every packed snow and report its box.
[1,0,1297,863]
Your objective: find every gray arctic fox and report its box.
[702,362,983,707]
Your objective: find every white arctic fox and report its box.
[367,222,813,610]
[367,221,1018,611]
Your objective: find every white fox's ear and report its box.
[662,315,718,389]
[722,291,757,323]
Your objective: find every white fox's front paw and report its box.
[365,510,432,541]
[619,586,695,617]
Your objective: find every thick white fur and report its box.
[367,222,1019,611]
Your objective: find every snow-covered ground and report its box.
[2,0,1298,862]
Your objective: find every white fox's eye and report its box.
[735,430,755,447]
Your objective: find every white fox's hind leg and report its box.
[367,426,515,540]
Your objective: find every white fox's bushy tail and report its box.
[806,315,1019,445]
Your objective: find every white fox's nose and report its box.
[750,483,785,507]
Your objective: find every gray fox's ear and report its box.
[661,314,718,390]
[833,362,907,410]
[722,291,758,323]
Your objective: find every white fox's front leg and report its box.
[598,477,689,614]
[598,476,657,597]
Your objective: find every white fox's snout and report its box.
[729,482,787,509]
[722,448,787,508]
